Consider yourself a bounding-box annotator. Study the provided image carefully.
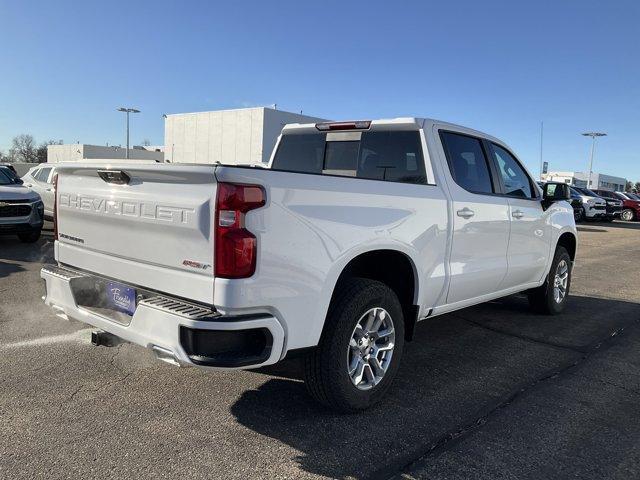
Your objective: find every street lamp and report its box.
[582,132,607,189]
[117,107,140,159]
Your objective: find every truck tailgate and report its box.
[54,163,217,303]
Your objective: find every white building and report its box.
[542,171,627,191]
[164,107,326,165]
[47,144,164,163]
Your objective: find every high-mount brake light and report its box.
[53,174,59,241]
[215,182,266,279]
[315,121,371,131]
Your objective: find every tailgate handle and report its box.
[97,170,131,185]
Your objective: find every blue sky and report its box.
[1,0,638,180]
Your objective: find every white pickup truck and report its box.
[42,118,577,411]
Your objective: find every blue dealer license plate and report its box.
[106,281,137,316]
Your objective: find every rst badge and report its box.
[182,260,211,271]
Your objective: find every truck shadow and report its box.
[231,294,640,479]
[0,236,54,264]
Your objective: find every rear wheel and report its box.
[528,246,572,315]
[18,229,41,243]
[621,209,635,221]
[304,278,404,412]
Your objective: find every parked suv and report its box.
[0,167,44,242]
[570,187,607,220]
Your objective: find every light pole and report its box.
[582,132,606,189]
[117,107,140,159]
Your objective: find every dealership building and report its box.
[163,107,325,165]
[542,171,627,192]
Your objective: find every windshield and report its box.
[575,187,599,197]
[626,192,640,200]
[0,168,15,185]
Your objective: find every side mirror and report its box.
[15,178,24,185]
[542,182,570,203]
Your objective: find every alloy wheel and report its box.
[347,307,396,391]
[553,259,569,303]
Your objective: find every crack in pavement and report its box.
[381,317,640,480]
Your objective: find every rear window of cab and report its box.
[271,131,427,185]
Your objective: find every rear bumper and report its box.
[40,265,285,369]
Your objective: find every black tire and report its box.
[304,277,405,412]
[621,209,635,222]
[528,246,572,315]
[574,208,583,223]
[18,229,41,243]
[581,207,591,222]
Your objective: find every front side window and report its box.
[491,144,534,199]
[440,131,493,194]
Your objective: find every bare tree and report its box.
[36,139,64,163]
[141,138,151,146]
[635,181,640,193]
[9,134,37,163]
[625,181,634,192]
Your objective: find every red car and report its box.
[598,190,640,221]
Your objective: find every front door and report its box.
[489,143,550,288]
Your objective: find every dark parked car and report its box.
[574,187,622,222]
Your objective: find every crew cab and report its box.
[41,118,577,411]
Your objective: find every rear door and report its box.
[488,143,550,287]
[438,130,510,304]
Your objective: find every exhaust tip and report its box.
[152,345,181,367]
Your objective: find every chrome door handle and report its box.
[456,207,475,219]
[512,210,524,219]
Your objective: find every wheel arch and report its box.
[557,231,577,261]
[327,249,420,342]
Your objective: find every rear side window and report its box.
[440,132,493,194]
[271,134,325,174]
[34,167,52,183]
[491,144,534,198]
[271,131,427,184]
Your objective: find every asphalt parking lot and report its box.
[1,222,639,480]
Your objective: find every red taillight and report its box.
[215,182,265,278]
[53,174,59,241]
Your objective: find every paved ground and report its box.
[1,221,639,479]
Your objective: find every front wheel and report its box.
[573,207,584,223]
[528,246,572,315]
[621,209,635,222]
[304,278,405,412]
